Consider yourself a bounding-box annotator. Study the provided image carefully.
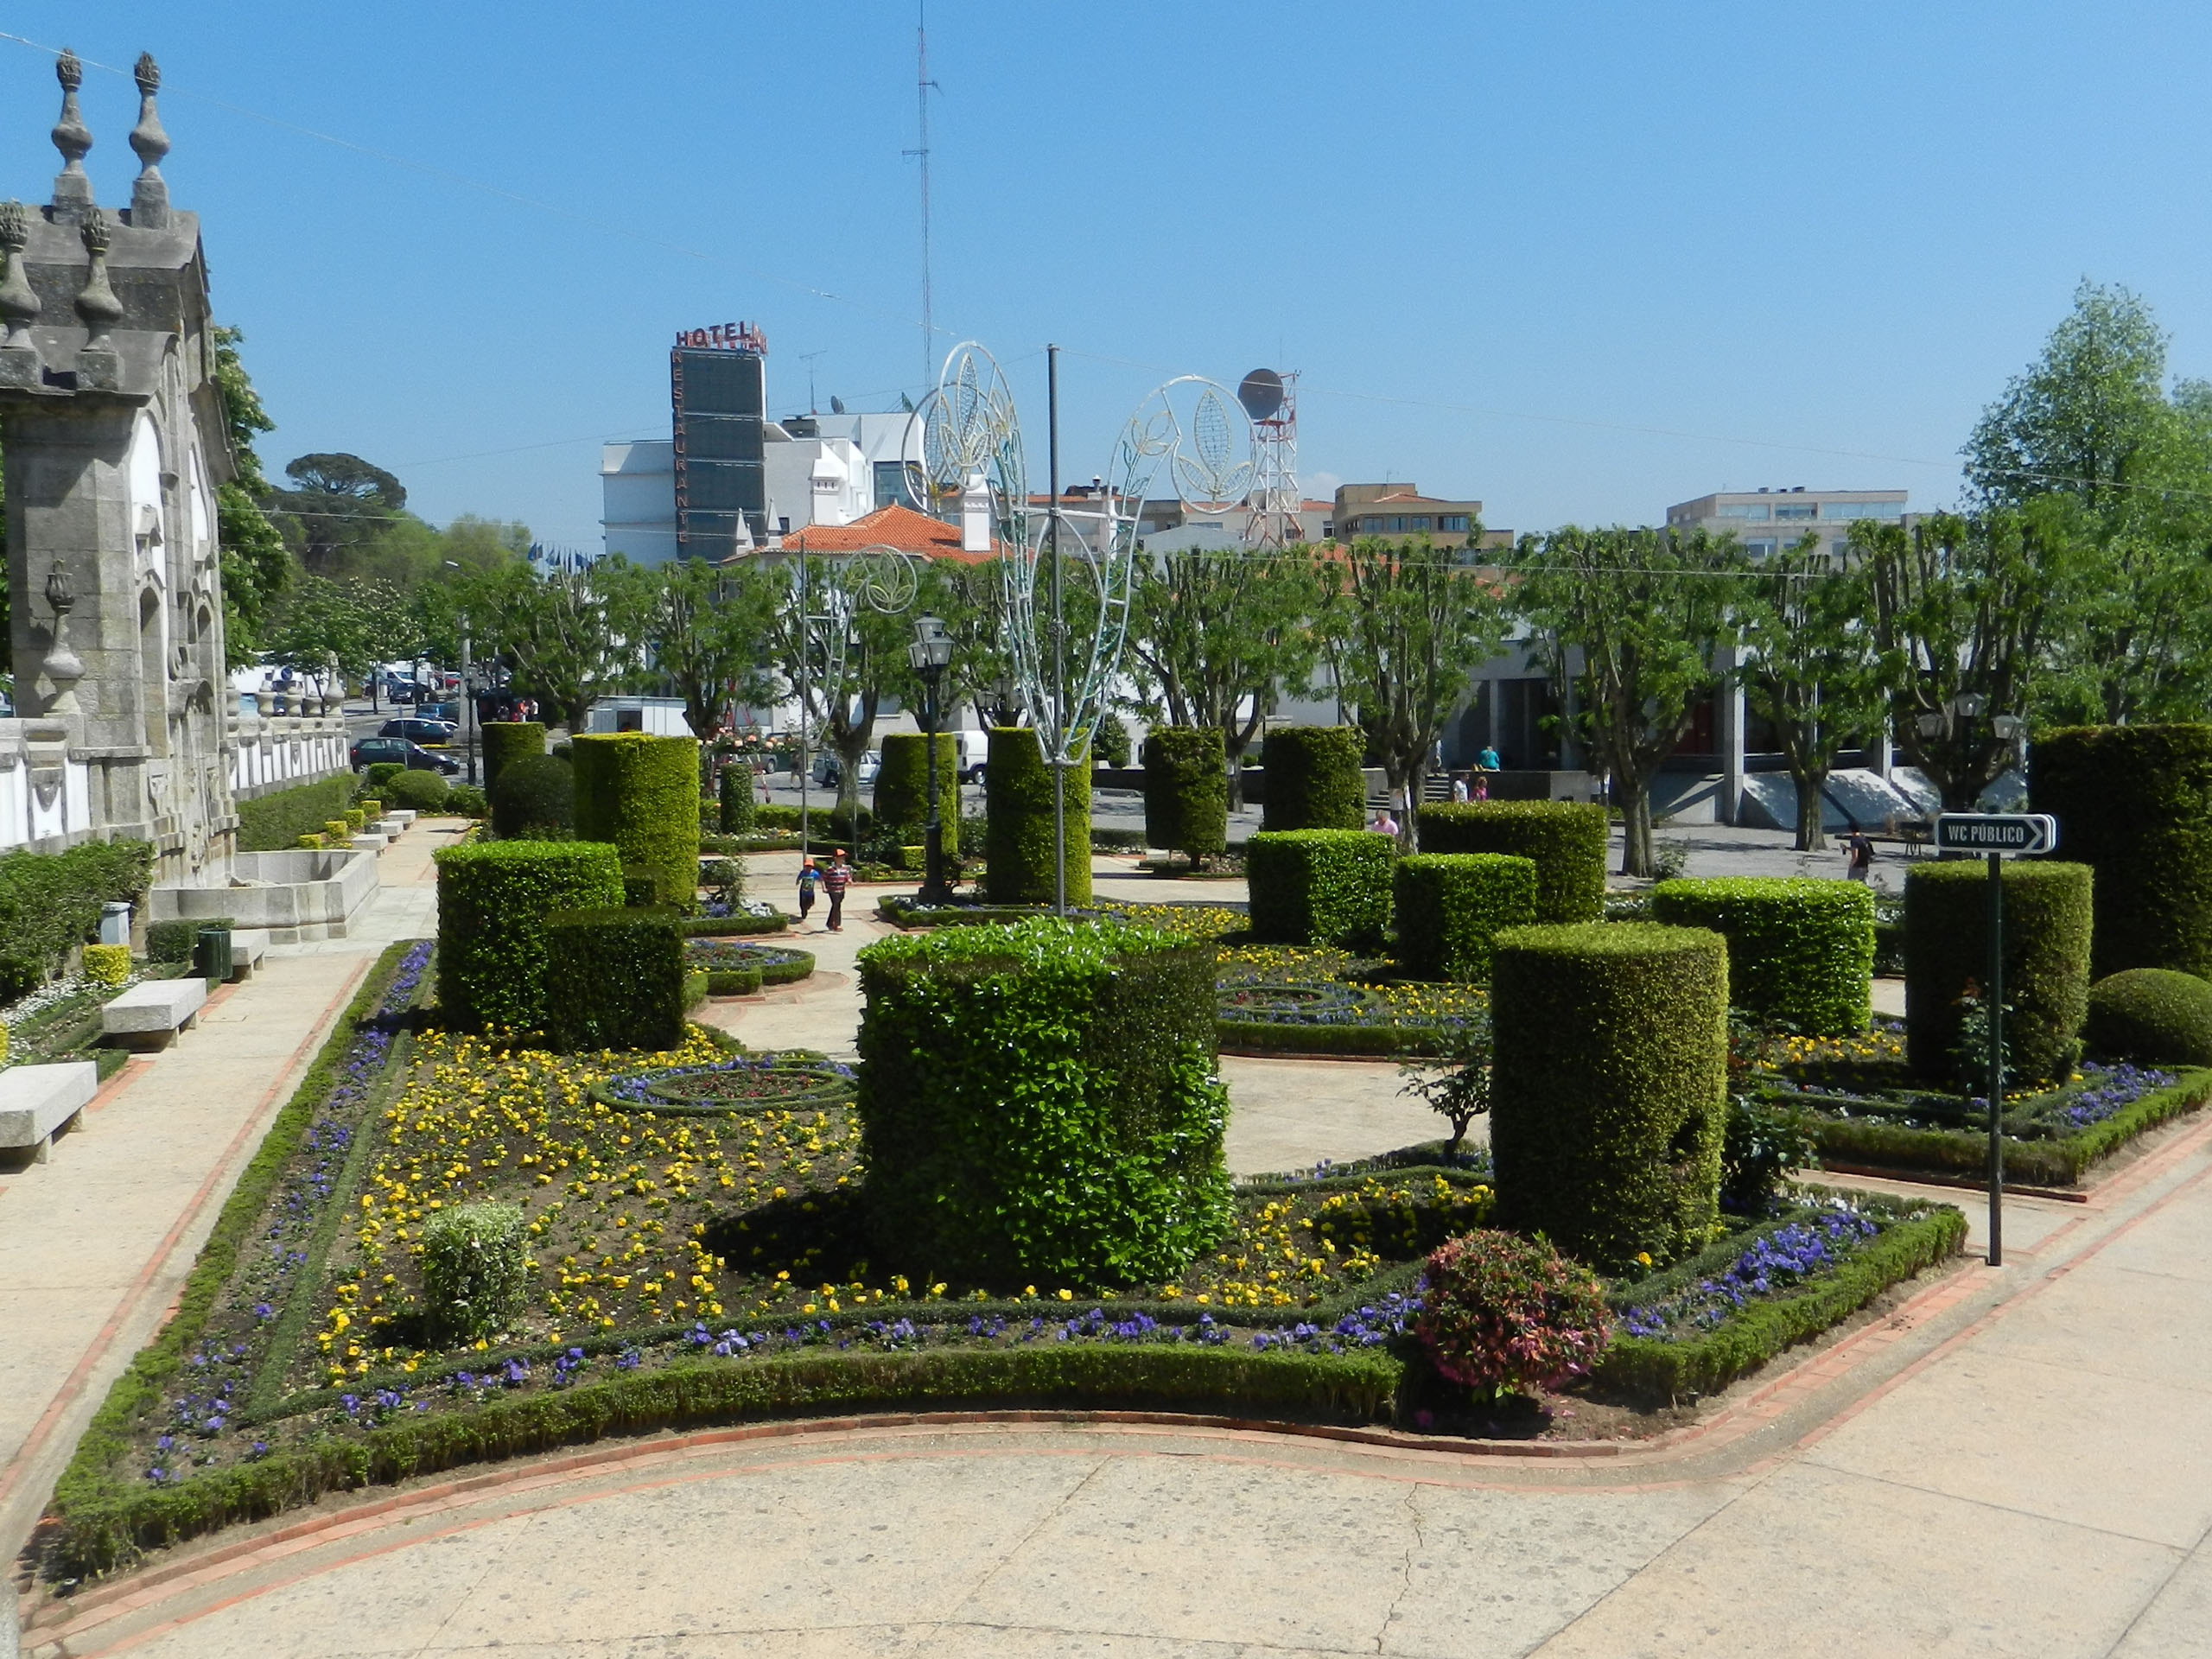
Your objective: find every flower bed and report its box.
[1744,1021,2212,1185]
[589,1052,855,1115]
[681,939,816,995]
[1216,944,1489,1058]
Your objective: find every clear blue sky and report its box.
[9,2,2210,547]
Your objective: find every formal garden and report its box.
[34,719,2212,1580]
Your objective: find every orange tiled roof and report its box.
[777,504,996,563]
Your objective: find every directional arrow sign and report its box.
[1933,812,2058,855]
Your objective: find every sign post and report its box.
[1932,812,2057,1267]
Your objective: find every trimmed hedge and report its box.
[435,841,625,1033]
[679,911,791,938]
[855,918,1230,1285]
[146,915,232,965]
[480,722,546,791]
[1650,877,1875,1036]
[1593,1203,1966,1401]
[874,734,960,857]
[2031,724,2212,980]
[236,773,359,854]
[985,727,1090,906]
[1415,801,1608,924]
[1904,860,2093,1085]
[0,839,155,997]
[572,733,701,911]
[1805,1068,2212,1187]
[542,906,686,1052]
[1260,726,1365,832]
[717,763,757,834]
[1490,922,1729,1268]
[1143,727,1229,866]
[2083,969,2212,1068]
[383,769,451,812]
[1393,853,1538,982]
[489,753,573,840]
[1215,1020,1455,1058]
[1247,830,1394,949]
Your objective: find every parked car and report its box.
[810,749,881,789]
[351,736,461,775]
[378,716,457,746]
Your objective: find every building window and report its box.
[1411,516,1432,531]
[1360,515,1381,531]
[874,461,921,510]
[1775,503,1816,520]
[1745,538,1777,558]
[1821,499,1906,520]
[1717,503,1770,520]
[1439,514,1470,532]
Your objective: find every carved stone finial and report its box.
[51,48,96,218]
[129,52,172,229]
[0,201,41,387]
[74,207,124,388]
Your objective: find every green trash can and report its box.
[195,926,233,986]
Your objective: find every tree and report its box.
[262,574,374,690]
[1967,281,2212,725]
[270,452,407,575]
[1319,536,1508,842]
[1508,526,1735,878]
[209,326,291,664]
[1124,545,1322,807]
[1860,512,2069,810]
[623,557,779,740]
[459,560,642,734]
[1733,538,1890,852]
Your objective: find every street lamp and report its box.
[908,615,955,904]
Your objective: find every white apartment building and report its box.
[1665,486,1908,559]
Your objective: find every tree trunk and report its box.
[1793,766,1831,853]
[1620,781,1655,878]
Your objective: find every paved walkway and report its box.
[22,1100,2212,1657]
[0,821,460,1577]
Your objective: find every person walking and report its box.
[1845,829,1874,884]
[1451,773,1471,804]
[795,857,820,926]
[823,849,853,931]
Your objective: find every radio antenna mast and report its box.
[904,3,939,397]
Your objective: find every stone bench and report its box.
[0,1061,99,1162]
[102,976,209,1050]
[228,929,269,981]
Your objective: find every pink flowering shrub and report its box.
[1414,1230,1611,1396]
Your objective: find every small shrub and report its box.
[365,762,407,791]
[1260,726,1365,832]
[1092,716,1132,769]
[1246,830,1394,948]
[1414,1230,1611,1397]
[717,764,757,835]
[572,734,702,910]
[322,819,351,842]
[1720,1096,1819,1217]
[447,784,489,818]
[1904,860,2092,1085]
[1393,854,1538,981]
[80,944,131,988]
[383,769,450,812]
[1142,727,1228,867]
[542,906,686,1052]
[356,798,384,823]
[1415,802,1609,923]
[1651,876,1875,1036]
[418,1202,529,1343]
[480,722,547,791]
[2084,968,2212,1068]
[490,753,574,840]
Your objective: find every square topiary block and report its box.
[1415,801,1610,923]
[571,733,702,912]
[1259,726,1366,833]
[542,906,686,1052]
[435,841,625,1033]
[1247,830,1395,948]
[1394,853,1539,982]
[419,1201,529,1343]
[1651,876,1875,1035]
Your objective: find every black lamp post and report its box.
[908,615,954,904]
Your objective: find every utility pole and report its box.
[905,3,938,395]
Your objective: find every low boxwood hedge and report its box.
[1215,1020,1454,1058]
[1393,853,1538,982]
[1414,801,1608,923]
[1905,859,2093,1085]
[678,910,792,938]
[1247,830,1395,949]
[236,773,360,854]
[1651,876,1875,1036]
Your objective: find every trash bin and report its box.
[195,926,233,985]
[99,901,132,946]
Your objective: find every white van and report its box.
[950,730,990,783]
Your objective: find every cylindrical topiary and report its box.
[1416,801,1609,923]
[480,722,546,791]
[874,734,960,857]
[1142,726,1228,867]
[1650,876,1875,1035]
[1394,853,1539,982]
[1904,860,2093,1085]
[2031,724,2212,980]
[2083,968,2212,1068]
[717,761,757,835]
[985,726,1090,906]
[855,917,1231,1285]
[542,906,686,1052]
[571,733,702,911]
[489,753,572,840]
[1490,922,1729,1268]
[434,840,625,1033]
[1247,829,1395,948]
[1260,725,1365,832]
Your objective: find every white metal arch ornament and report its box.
[792,547,919,746]
[908,346,1258,770]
